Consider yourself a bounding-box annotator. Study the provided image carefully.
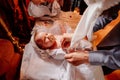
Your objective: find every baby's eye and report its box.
[48,35,56,41]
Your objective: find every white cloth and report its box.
[68,1,120,80]
[20,33,104,80]
[51,0,61,16]
[71,0,120,47]
[28,0,61,18]
[20,34,67,80]
[20,19,105,80]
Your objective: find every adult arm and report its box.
[89,45,120,69]
[65,45,120,69]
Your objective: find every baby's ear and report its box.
[34,33,42,43]
[35,38,42,43]
[34,36,44,49]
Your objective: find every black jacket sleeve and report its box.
[93,3,120,32]
[89,45,120,69]
[90,3,120,69]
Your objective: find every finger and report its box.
[64,54,72,59]
[65,58,74,63]
[67,47,75,53]
[65,59,80,66]
[66,59,82,66]
[73,62,81,66]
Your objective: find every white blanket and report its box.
[20,33,104,80]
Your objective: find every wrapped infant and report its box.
[34,31,70,60]
[20,21,78,80]
[32,21,74,60]
[20,20,103,80]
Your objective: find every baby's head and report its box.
[35,32,56,49]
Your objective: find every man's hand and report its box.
[64,50,89,66]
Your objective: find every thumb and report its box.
[64,53,72,59]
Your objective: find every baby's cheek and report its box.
[35,39,43,45]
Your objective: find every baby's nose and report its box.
[45,36,50,43]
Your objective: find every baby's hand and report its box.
[61,33,73,49]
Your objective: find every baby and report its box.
[20,21,76,80]
[32,21,73,60]
[20,21,102,80]
[34,32,57,50]
[34,21,72,50]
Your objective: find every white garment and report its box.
[20,34,82,80]
[71,0,120,47]
[20,21,104,80]
[28,2,51,17]
[20,34,104,80]
[68,1,120,79]
[28,0,61,18]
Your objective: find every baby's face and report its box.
[35,32,56,49]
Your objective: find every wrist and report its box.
[84,51,89,63]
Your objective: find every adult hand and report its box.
[64,50,89,66]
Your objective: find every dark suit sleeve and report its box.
[93,3,120,32]
[89,45,120,69]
